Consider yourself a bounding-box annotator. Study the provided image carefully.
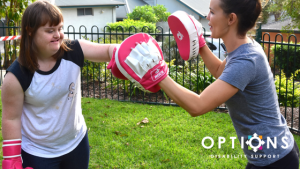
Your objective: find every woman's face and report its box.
[33,22,64,58]
[207,0,230,39]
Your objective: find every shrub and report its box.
[167,59,216,93]
[161,36,179,62]
[106,19,157,33]
[127,5,170,23]
[271,41,300,79]
[275,70,300,107]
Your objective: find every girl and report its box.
[1,1,117,168]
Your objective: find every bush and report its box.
[161,36,179,62]
[127,5,170,23]
[271,41,300,79]
[167,59,216,93]
[275,70,300,107]
[106,19,157,33]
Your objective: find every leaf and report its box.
[137,117,149,126]
[161,159,170,163]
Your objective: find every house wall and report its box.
[60,7,117,40]
[262,31,300,42]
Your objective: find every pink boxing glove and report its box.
[114,33,168,93]
[168,10,206,61]
[107,45,128,80]
[2,139,33,169]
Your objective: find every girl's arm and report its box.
[1,72,23,140]
[78,39,118,62]
[159,76,238,117]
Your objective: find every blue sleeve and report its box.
[219,56,256,91]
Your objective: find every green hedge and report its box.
[271,41,300,79]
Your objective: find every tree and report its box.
[127,4,171,23]
[268,0,300,30]
[0,0,35,68]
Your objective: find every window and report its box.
[77,8,93,16]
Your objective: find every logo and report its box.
[151,64,166,81]
[177,31,183,41]
[246,133,265,152]
[155,69,160,74]
[200,134,289,151]
[68,82,75,100]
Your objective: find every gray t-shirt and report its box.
[219,39,294,166]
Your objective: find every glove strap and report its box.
[2,139,22,159]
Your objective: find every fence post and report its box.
[255,22,262,43]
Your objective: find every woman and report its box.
[159,0,299,168]
[1,1,117,168]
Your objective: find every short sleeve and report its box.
[6,60,34,92]
[219,57,256,91]
[63,40,84,68]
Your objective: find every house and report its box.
[261,19,300,42]
[116,0,210,33]
[261,19,300,65]
[55,0,125,39]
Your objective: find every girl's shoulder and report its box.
[6,60,34,92]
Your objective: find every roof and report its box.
[116,0,148,18]
[176,0,209,18]
[127,0,147,13]
[55,0,125,8]
[116,0,210,19]
[261,19,299,32]
[142,0,155,6]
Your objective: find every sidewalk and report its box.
[0,41,3,53]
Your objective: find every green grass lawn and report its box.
[0,93,300,168]
[81,98,300,169]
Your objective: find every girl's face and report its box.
[33,22,64,58]
[207,0,230,39]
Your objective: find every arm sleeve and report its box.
[63,40,85,68]
[219,56,256,91]
[6,60,34,92]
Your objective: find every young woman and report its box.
[159,0,299,168]
[1,1,117,169]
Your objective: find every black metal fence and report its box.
[1,22,300,133]
[65,25,221,108]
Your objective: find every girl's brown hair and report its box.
[19,0,70,72]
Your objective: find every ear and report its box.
[26,26,31,36]
[227,13,238,26]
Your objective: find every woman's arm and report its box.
[159,76,238,117]
[78,39,118,62]
[199,45,227,79]
[1,72,24,140]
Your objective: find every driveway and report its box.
[0,41,3,53]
